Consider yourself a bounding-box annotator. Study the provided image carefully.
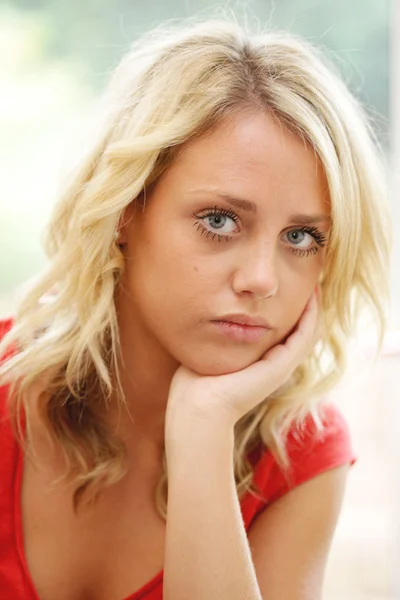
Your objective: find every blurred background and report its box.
[0,1,398,598]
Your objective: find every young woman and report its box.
[0,18,391,600]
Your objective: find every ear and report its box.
[116,202,136,245]
[117,189,148,244]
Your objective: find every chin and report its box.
[176,345,268,376]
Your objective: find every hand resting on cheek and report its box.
[166,286,321,433]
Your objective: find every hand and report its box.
[165,287,321,434]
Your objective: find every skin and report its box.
[20,108,340,600]
[114,107,338,600]
[115,107,330,447]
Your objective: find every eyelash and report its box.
[192,205,327,257]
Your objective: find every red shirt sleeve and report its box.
[268,403,356,502]
[241,403,356,529]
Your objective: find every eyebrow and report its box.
[190,189,331,226]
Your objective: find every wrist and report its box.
[165,407,235,458]
[166,391,235,432]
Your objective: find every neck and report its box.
[107,306,180,454]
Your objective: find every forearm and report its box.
[163,417,262,600]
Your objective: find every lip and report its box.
[213,313,272,328]
[210,314,272,343]
[210,321,269,343]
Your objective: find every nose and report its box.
[231,241,279,300]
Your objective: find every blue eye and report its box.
[285,230,313,248]
[203,213,237,233]
[192,206,328,255]
[284,226,327,258]
[192,206,240,242]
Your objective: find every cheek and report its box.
[125,229,208,329]
[278,261,321,327]
[283,249,323,289]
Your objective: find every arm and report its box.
[163,416,262,600]
[248,463,349,599]
[163,415,350,600]
[163,289,346,599]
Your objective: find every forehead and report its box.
[169,109,330,218]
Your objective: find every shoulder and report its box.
[241,402,356,528]
[282,402,356,489]
[0,316,15,364]
[0,317,20,486]
[0,316,16,433]
[0,317,14,337]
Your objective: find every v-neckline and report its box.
[13,442,164,600]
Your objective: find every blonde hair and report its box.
[0,18,391,517]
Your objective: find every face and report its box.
[117,109,330,376]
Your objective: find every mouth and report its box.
[212,313,272,328]
[210,319,271,343]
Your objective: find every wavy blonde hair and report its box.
[0,18,391,518]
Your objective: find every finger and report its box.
[246,295,317,385]
[296,287,319,331]
[218,289,320,399]
[276,289,319,355]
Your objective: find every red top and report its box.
[0,318,356,599]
